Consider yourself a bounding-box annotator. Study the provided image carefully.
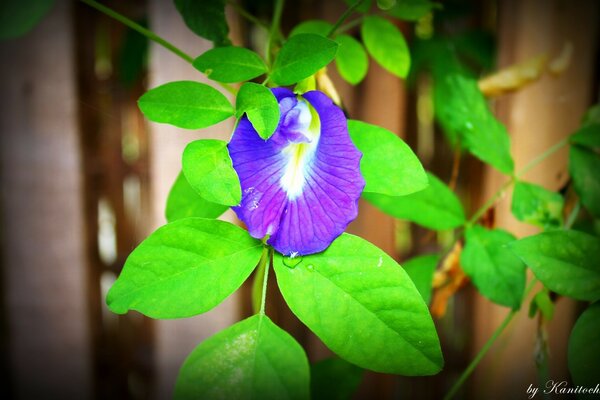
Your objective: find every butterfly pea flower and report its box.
[228,88,365,256]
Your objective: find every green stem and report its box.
[327,0,365,38]
[227,1,270,32]
[80,0,237,95]
[336,16,365,35]
[443,278,538,400]
[266,0,285,66]
[251,247,269,314]
[259,248,273,315]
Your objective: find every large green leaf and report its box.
[107,218,262,318]
[311,358,363,400]
[364,172,465,230]
[0,0,54,40]
[570,123,600,149]
[174,0,230,46]
[387,0,436,21]
[182,139,241,206]
[165,171,229,222]
[361,16,410,78]
[434,72,514,174]
[138,81,234,129]
[271,34,338,86]
[193,46,267,83]
[335,34,369,85]
[509,230,600,302]
[289,20,332,37]
[568,303,600,392]
[273,233,443,375]
[570,145,600,218]
[461,226,526,309]
[511,181,564,230]
[348,120,427,196]
[175,314,310,400]
[402,254,439,304]
[236,83,280,140]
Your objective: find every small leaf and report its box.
[511,181,564,230]
[175,314,310,400]
[311,358,363,400]
[274,233,443,375]
[402,254,438,304]
[138,81,234,129]
[568,303,600,390]
[236,83,280,140]
[174,0,230,46]
[509,230,600,302]
[271,34,338,86]
[570,145,600,218]
[182,139,241,206]
[166,171,228,222]
[361,16,410,78]
[529,289,554,320]
[348,120,427,196]
[570,123,600,149]
[193,46,268,83]
[364,172,465,230]
[107,218,263,318]
[461,226,526,309]
[335,35,369,85]
[387,0,436,21]
[0,0,54,40]
[289,20,332,37]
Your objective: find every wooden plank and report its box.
[0,1,93,398]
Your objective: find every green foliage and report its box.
[461,226,526,309]
[528,289,554,320]
[433,72,514,174]
[174,0,230,46]
[364,172,465,230]
[570,145,600,218]
[570,123,600,148]
[107,218,263,318]
[273,233,443,375]
[166,172,229,222]
[138,81,234,129]
[335,35,369,85]
[402,254,439,304]
[347,120,428,197]
[511,181,564,230]
[510,230,600,302]
[568,303,600,391]
[361,16,410,78]
[236,83,280,140]
[377,0,397,11]
[118,22,148,86]
[289,20,332,37]
[182,139,242,206]
[311,358,364,400]
[344,0,372,13]
[175,314,310,400]
[0,0,54,40]
[387,0,436,21]
[193,46,268,83]
[271,33,338,86]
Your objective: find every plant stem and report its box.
[251,248,269,314]
[327,0,365,38]
[266,0,285,66]
[227,1,270,31]
[336,16,365,35]
[259,248,273,315]
[80,0,237,95]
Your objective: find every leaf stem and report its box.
[336,16,365,35]
[259,248,273,315]
[327,0,366,38]
[251,247,269,314]
[266,0,285,66]
[227,1,270,32]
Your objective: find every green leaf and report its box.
[582,103,600,126]
[107,218,263,318]
[511,181,564,230]
[528,289,554,320]
[387,0,436,21]
[182,139,241,206]
[348,120,427,196]
[289,20,332,37]
[166,171,228,222]
[175,314,310,400]
[0,0,54,40]
[509,230,600,302]
[236,83,280,140]
[402,254,439,304]
[361,16,410,78]
[364,172,465,230]
[335,35,369,85]
[570,123,600,149]
[570,145,600,218]
[311,358,363,400]
[174,0,230,46]
[344,0,372,13]
[273,233,443,375]
[271,34,338,86]
[434,72,514,173]
[193,46,268,83]
[461,226,526,309]
[568,303,600,391]
[138,81,234,129]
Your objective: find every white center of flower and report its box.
[279,99,321,200]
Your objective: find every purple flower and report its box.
[228,88,365,256]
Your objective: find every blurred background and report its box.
[0,0,598,399]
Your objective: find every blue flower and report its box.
[228,88,365,256]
